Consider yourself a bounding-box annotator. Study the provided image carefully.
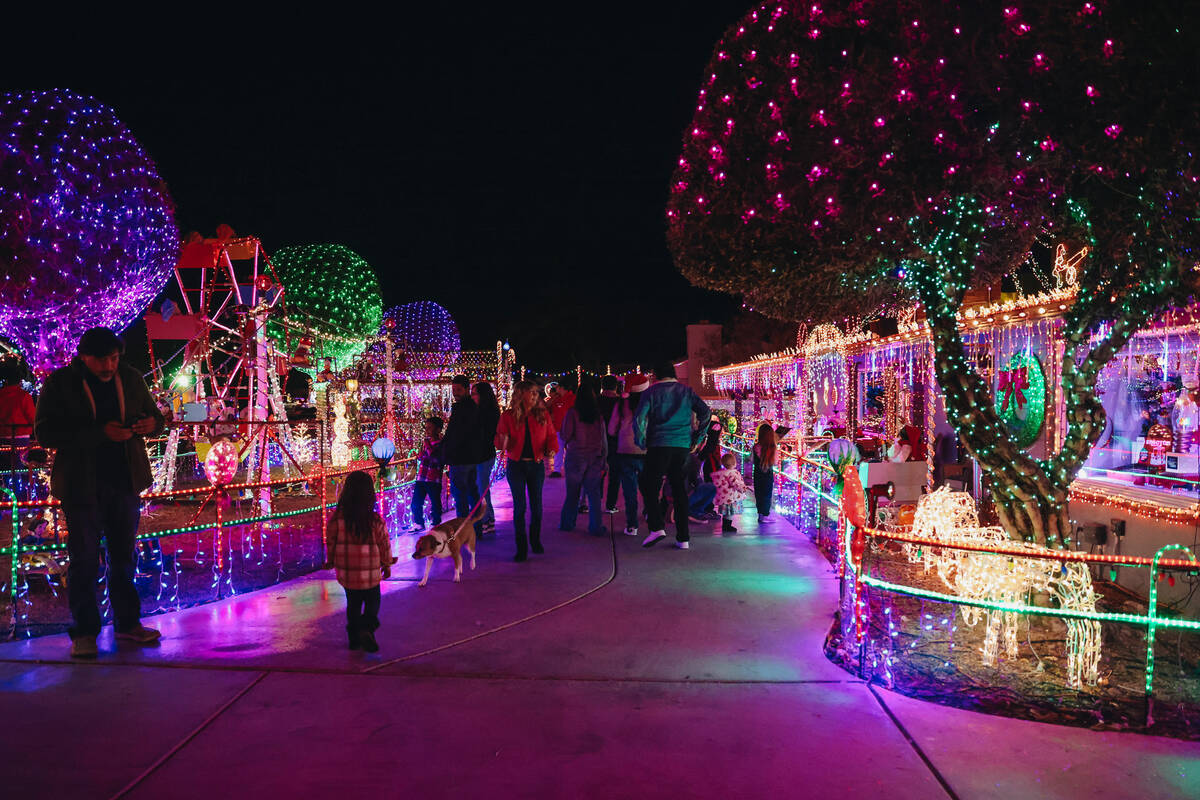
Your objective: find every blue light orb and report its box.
[371,436,395,463]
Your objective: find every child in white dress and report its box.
[712,453,750,533]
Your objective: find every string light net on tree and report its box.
[0,89,178,372]
[668,0,1197,319]
[375,301,461,379]
[667,1,1200,547]
[271,243,382,368]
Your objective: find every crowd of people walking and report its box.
[336,366,779,648]
[29,326,780,656]
[406,359,778,565]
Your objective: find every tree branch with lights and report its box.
[667,1,1199,548]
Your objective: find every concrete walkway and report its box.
[1,478,1197,799]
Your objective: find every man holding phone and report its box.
[34,327,166,658]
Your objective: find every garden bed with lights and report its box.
[822,537,1200,740]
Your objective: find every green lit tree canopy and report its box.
[669,1,1200,547]
[272,243,382,367]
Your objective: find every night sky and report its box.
[2,4,753,373]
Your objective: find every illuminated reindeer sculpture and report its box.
[901,488,1101,689]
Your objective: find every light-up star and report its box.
[1052,242,1089,289]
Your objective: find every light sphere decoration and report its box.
[371,436,395,463]
[270,243,382,368]
[376,301,461,379]
[204,438,241,486]
[0,89,178,373]
[372,435,396,481]
[828,438,860,474]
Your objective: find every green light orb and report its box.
[270,243,383,368]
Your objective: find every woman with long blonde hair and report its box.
[495,381,558,561]
[752,423,777,523]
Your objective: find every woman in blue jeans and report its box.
[558,382,608,534]
[495,381,558,562]
[607,373,649,535]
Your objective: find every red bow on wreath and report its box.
[998,366,1029,411]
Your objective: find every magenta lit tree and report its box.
[668,2,1200,546]
[0,90,178,374]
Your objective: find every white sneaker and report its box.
[642,530,667,548]
[673,541,690,550]
[605,507,619,514]
[623,526,638,536]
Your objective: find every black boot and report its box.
[722,518,737,534]
[347,626,360,650]
[514,529,529,562]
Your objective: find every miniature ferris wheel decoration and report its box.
[144,226,285,407]
[144,227,304,500]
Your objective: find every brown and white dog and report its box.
[410,498,487,586]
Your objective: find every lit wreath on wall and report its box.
[994,353,1046,449]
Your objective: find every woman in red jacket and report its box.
[495,381,558,562]
[0,360,35,470]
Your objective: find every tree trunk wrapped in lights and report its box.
[667,1,1200,548]
[905,198,1188,546]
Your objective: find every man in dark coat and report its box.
[441,374,481,520]
[34,327,166,658]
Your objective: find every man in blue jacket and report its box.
[633,360,711,549]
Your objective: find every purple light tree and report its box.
[0,90,178,374]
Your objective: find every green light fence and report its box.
[721,431,1200,722]
[2,457,421,637]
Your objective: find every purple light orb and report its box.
[0,90,178,375]
[377,301,461,379]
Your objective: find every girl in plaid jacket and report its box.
[325,470,394,652]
